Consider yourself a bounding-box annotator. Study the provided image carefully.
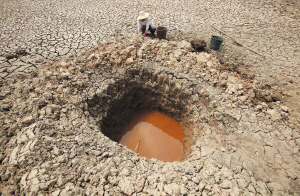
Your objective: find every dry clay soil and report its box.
[0,0,300,195]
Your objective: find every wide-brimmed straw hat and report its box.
[137,11,149,20]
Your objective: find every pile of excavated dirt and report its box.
[0,35,299,195]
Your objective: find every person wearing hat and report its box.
[137,11,156,37]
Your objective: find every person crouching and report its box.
[137,11,156,37]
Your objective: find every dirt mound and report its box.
[190,40,207,52]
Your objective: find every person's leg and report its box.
[140,25,146,34]
[149,24,156,35]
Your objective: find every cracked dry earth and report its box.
[1,0,300,196]
[0,35,299,195]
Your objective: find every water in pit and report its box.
[116,111,185,162]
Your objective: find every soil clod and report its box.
[190,39,207,52]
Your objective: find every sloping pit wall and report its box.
[87,67,210,160]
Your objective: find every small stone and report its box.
[44,92,53,100]
[20,134,29,143]
[39,182,48,190]
[254,105,263,111]
[220,147,226,152]
[57,155,67,163]
[271,92,282,101]
[219,80,227,87]
[239,96,248,102]
[281,106,289,112]
[237,84,243,90]
[191,94,199,102]
[22,116,34,124]
[47,179,57,187]
[126,58,134,65]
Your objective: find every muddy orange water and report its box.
[116,111,185,162]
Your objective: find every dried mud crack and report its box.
[0,35,299,195]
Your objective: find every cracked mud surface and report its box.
[0,0,300,195]
[1,36,299,195]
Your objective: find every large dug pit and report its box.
[88,68,196,162]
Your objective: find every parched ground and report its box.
[0,0,300,195]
